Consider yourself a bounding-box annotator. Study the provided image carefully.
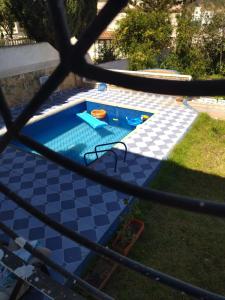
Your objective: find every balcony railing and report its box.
[1,0,225,299]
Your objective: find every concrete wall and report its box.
[1,70,82,107]
[98,59,128,70]
[0,43,84,107]
[110,69,192,81]
[0,42,59,78]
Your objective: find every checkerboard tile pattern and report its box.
[76,90,197,185]
[0,146,129,281]
[0,87,197,295]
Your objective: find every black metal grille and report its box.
[0,1,225,299]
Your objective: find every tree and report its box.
[95,41,118,64]
[129,0,197,11]
[162,8,209,78]
[5,0,97,48]
[202,12,225,75]
[0,0,14,39]
[67,0,97,39]
[115,9,172,70]
[163,7,225,78]
[129,0,175,11]
[117,0,225,78]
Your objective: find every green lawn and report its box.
[104,113,225,299]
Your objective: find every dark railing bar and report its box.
[94,141,127,162]
[77,62,225,97]
[1,66,225,159]
[84,149,118,172]
[0,89,13,129]
[0,183,224,300]
[0,221,113,300]
[18,134,225,218]
[0,1,224,299]
[0,244,79,300]
[72,0,128,57]
[47,0,72,58]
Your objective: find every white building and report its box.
[193,6,213,24]
[88,0,126,61]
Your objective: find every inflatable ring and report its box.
[91,109,107,119]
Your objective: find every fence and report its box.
[1,1,225,299]
[0,37,36,47]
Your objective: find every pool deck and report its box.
[0,87,197,297]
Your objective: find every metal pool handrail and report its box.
[84,148,118,172]
[94,141,127,162]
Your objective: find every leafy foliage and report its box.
[116,3,225,78]
[66,0,97,39]
[115,9,172,70]
[94,42,118,64]
[163,9,209,78]
[164,8,225,78]
[202,12,225,75]
[0,0,14,39]
[4,0,97,48]
[129,0,197,11]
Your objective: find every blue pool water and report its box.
[16,101,153,164]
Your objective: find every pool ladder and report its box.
[84,142,127,172]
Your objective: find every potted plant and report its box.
[85,257,118,289]
[84,217,144,290]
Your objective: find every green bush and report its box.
[95,42,118,64]
[115,4,225,79]
[115,9,172,71]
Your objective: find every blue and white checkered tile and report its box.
[0,193,113,278]
[68,89,177,111]
[92,150,160,187]
[73,91,196,186]
[0,86,198,284]
[74,189,129,217]
[0,146,128,213]
[0,147,126,208]
[0,154,124,278]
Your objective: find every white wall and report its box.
[0,42,92,78]
[0,42,59,78]
[98,59,128,70]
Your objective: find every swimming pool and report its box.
[15,101,153,165]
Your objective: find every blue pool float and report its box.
[77,112,108,129]
[126,117,142,127]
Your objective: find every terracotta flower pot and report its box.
[85,257,118,289]
[176,96,183,102]
[84,219,144,290]
[112,219,144,256]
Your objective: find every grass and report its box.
[201,74,225,79]
[103,113,225,299]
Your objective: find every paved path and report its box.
[189,101,225,120]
